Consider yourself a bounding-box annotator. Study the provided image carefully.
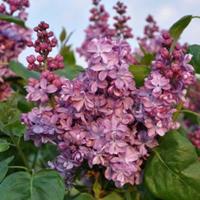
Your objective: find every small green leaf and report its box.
[188,44,200,74]
[0,14,26,28]
[140,53,155,65]
[169,15,194,51]
[0,170,65,200]
[0,156,14,183]
[60,46,76,66]
[144,130,200,200]
[9,61,39,80]
[129,65,150,87]
[56,64,85,80]
[59,28,67,42]
[0,139,10,153]
[93,177,102,199]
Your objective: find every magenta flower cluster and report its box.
[137,32,195,137]
[136,15,161,55]
[0,0,31,101]
[77,0,133,58]
[22,1,195,188]
[26,21,64,71]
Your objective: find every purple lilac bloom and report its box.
[0,0,31,101]
[22,2,195,188]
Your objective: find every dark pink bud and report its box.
[37,55,44,62]
[160,48,169,58]
[27,55,36,64]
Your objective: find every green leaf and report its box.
[129,65,150,87]
[0,170,65,200]
[144,130,200,200]
[73,193,95,200]
[59,28,67,43]
[138,184,158,200]
[0,14,26,28]
[9,61,39,80]
[0,139,10,153]
[56,64,85,80]
[169,15,193,50]
[0,156,14,183]
[188,44,200,74]
[60,45,76,66]
[0,100,26,137]
[102,192,123,200]
[93,178,102,199]
[140,53,155,65]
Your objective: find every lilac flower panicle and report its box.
[22,2,195,188]
[0,0,31,101]
[113,1,133,39]
[26,22,64,72]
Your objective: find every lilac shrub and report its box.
[0,0,31,101]
[22,0,195,188]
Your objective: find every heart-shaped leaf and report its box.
[0,170,65,200]
[0,156,14,183]
[0,139,10,153]
[144,130,200,200]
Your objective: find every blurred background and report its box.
[19,0,200,66]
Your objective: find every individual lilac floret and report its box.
[145,72,170,96]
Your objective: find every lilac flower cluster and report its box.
[113,1,133,39]
[77,0,133,58]
[0,0,29,20]
[0,0,31,101]
[135,15,162,57]
[134,32,195,137]
[22,1,195,188]
[26,21,64,71]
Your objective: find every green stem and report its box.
[136,193,140,200]
[125,192,132,200]
[193,16,200,19]
[32,150,39,169]
[9,166,29,171]
[10,136,30,170]
[181,109,200,118]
